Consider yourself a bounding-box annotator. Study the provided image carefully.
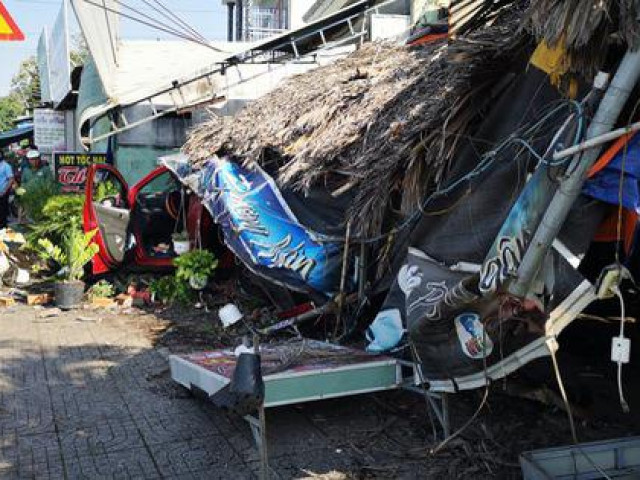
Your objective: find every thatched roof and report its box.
[524,0,640,75]
[184,8,528,237]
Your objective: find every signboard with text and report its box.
[34,109,66,153]
[54,152,110,193]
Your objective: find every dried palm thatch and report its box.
[184,9,528,237]
[523,0,640,75]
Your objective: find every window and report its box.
[93,169,127,208]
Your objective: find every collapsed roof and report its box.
[184,7,528,237]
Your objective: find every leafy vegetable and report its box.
[149,250,218,305]
[149,276,194,305]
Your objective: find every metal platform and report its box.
[170,339,449,479]
[171,340,400,406]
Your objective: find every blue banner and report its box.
[195,157,344,296]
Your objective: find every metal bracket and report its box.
[245,407,270,480]
[398,360,451,438]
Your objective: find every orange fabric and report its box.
[588,132,636,178]
[594,207,638,254]
[408,33,448,46]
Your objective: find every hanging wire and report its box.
[110,0,210,45]
[148,0,210,44]
[430,323,491,455]
[549,340,613,480]
[220,99,585,249]
[82,0,222,51]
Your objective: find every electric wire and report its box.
[549,341,613,479]
[613,285,630,413]
[611,94,638,414]
[82,0,222,51]
[147,0,210,44]
[430,323,491,455]
[408,341,439,442]
[310,99,586,244]
[111,0,209,45]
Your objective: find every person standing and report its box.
[0,151,15,229]
[21,149,53,185]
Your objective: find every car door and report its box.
[84,164,130,274]
[127,166,185,269]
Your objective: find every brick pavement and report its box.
[0,306,256,479]
[0,302,634,479]
[0,306,446,480]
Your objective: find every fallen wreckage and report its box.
[167,1,637,391]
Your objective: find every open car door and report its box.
[127,166,186,269]
[84,164,130,275]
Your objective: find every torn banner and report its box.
[165,155,345,296]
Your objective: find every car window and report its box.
[139,171,181,195]
[93,170,128,208]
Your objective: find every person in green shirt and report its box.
[21,149,53,185]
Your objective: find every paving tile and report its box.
[58,418,145,456]
[63,447,160,479]
[137,412,220,446]
[50,389,130,423]
[0,391,56,437]
[15,433,64,479]
[148,436,241,477]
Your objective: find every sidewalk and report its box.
[0,305,629,479]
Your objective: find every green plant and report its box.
[87,280,115,299]
[18,176,60,222]
[149,250,218,305]
[149,276,193,305]
[36,228,99,282]
[95,180,121,202]
[26,194,84,248]
[173,249,218,282]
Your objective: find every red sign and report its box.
[0,2,25,41]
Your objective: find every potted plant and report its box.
[172,231,191,255]
[174,249,218,291]
[37,228,99,309]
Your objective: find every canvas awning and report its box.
[0,124,33,149]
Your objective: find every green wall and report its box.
[114,145,180,186]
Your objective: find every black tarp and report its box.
[367,58,609,386]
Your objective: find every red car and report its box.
[83,164,221,275]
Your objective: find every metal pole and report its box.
[509,50,640,297]
[552,122,640,161]
[236,0,243,41]
[227,2,235,42]
[259,406,269,479]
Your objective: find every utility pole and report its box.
[509,49,640,298]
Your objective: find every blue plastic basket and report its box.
[520,436,640,479]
